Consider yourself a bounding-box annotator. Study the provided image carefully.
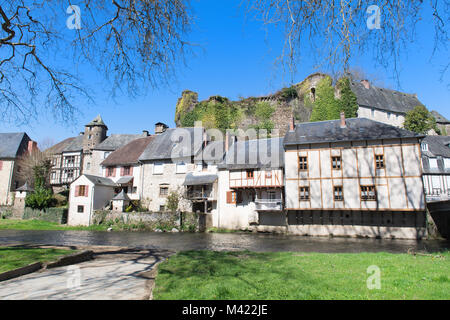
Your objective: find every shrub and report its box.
[280,86,298,100]
[25,188,53,210]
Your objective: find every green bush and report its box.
[280,86,298,100]
[25,188,53,210]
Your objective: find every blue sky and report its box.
[2,1,449,146]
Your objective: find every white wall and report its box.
[358,106,405,128]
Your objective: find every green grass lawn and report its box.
[0,246,76,273]
[153,250,450,300]
[0,219,109,231]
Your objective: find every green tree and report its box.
[166,191,181,212]
[404,106,438,134]
[310,77,340,122]
[336,77,358,118]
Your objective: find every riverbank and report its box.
[153,250,450,300]
[0,219,109,231]
[0,246,76,273]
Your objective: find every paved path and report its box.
[0,246,173,300]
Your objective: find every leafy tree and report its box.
[25,188,53,210]
[336,77,358,119]
[404,106,438,134]
[310,77,340,122]
[166,191,181,212]
[280,86,298,100]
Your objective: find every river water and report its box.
[0,230,448,253]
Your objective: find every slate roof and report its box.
[202,140,226,164]
[139,127,204,161]
[183,173,218,186]
[218,137,284,170]
[431,111,450,124]
[112,190,130,201]
[46,135,84,154]
[350,81,423,114]
[284,118,422,146]
[0,132,30,159]
[421,136,450,175]
[83,174,116,187]
[94,134,143,151]
[101,136,154,166]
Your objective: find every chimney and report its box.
[79,132,84,136]
[27,141,37,154]
[225,132,229,153]
[155,122,168,134]
[340,111,346,128]
[289,117,295,132]
[361,79,370,89]
[142,130,149,137]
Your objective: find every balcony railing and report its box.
[186,190,213,200]
[255,199,283,211]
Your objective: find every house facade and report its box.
[420,135,450,202]
[215,137,285,231]
[283,115,427,239]
[0,133,37,205]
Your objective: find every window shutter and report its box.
[120,167,124,176]
[113,167,116,176]
[237,191,242,204]
[84,186,89,197]
[226,191,232,203]
[129,166,133,175]
[75,185,80,197]
[0,161,3,170]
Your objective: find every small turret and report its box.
[83,115,108,152]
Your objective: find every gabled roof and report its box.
[218,137,284,170]
[46,137,77,154]
[0,132,30,159]
[284,118,422,146]
[139,127,204,161]
[101,136,154,166]
[94,134,143,151]
[431,111,450,124]
[350,81,423,114]
[82,174,116,187]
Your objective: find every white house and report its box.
[215,137,285,232]
[68,174,116,226]
[283,115,427,239]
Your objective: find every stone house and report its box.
[420,135,450,202]
[138,126,206,212]
[215,137,285,231]
[431,111,450,136]
[283,115,427,239]
[48,115,145,191]
[0,132,37,205]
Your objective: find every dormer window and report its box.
[421,143,429,152]
[429,158,438,169]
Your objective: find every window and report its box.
[75,185,88,197]
[268,191,276,200]
[88,135,92,140]
[122,166,132,176]
[299,156,308,171]
[334,186,343,201]
[246,170,254,178]
[64,156,75,167]
[375,155,384,169]
[77,205,84,213]
[444,158,450,169]
[176,162,187,174]
[153,163,164,175]
[132,186,137,194]
[106,167,116,177]
[387,112,391,119]
[299,186,310,200]
[332,156,341,169]
[361,186,377,201]
[371,108,375,117]
[160,186,169,197]
[86,162,91,170]
[265,171,272,179]
[429,158,438,169]
[159,205,166,212]
[421,143,429,152]
[65,169,74,179]
[226,191,237,204]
